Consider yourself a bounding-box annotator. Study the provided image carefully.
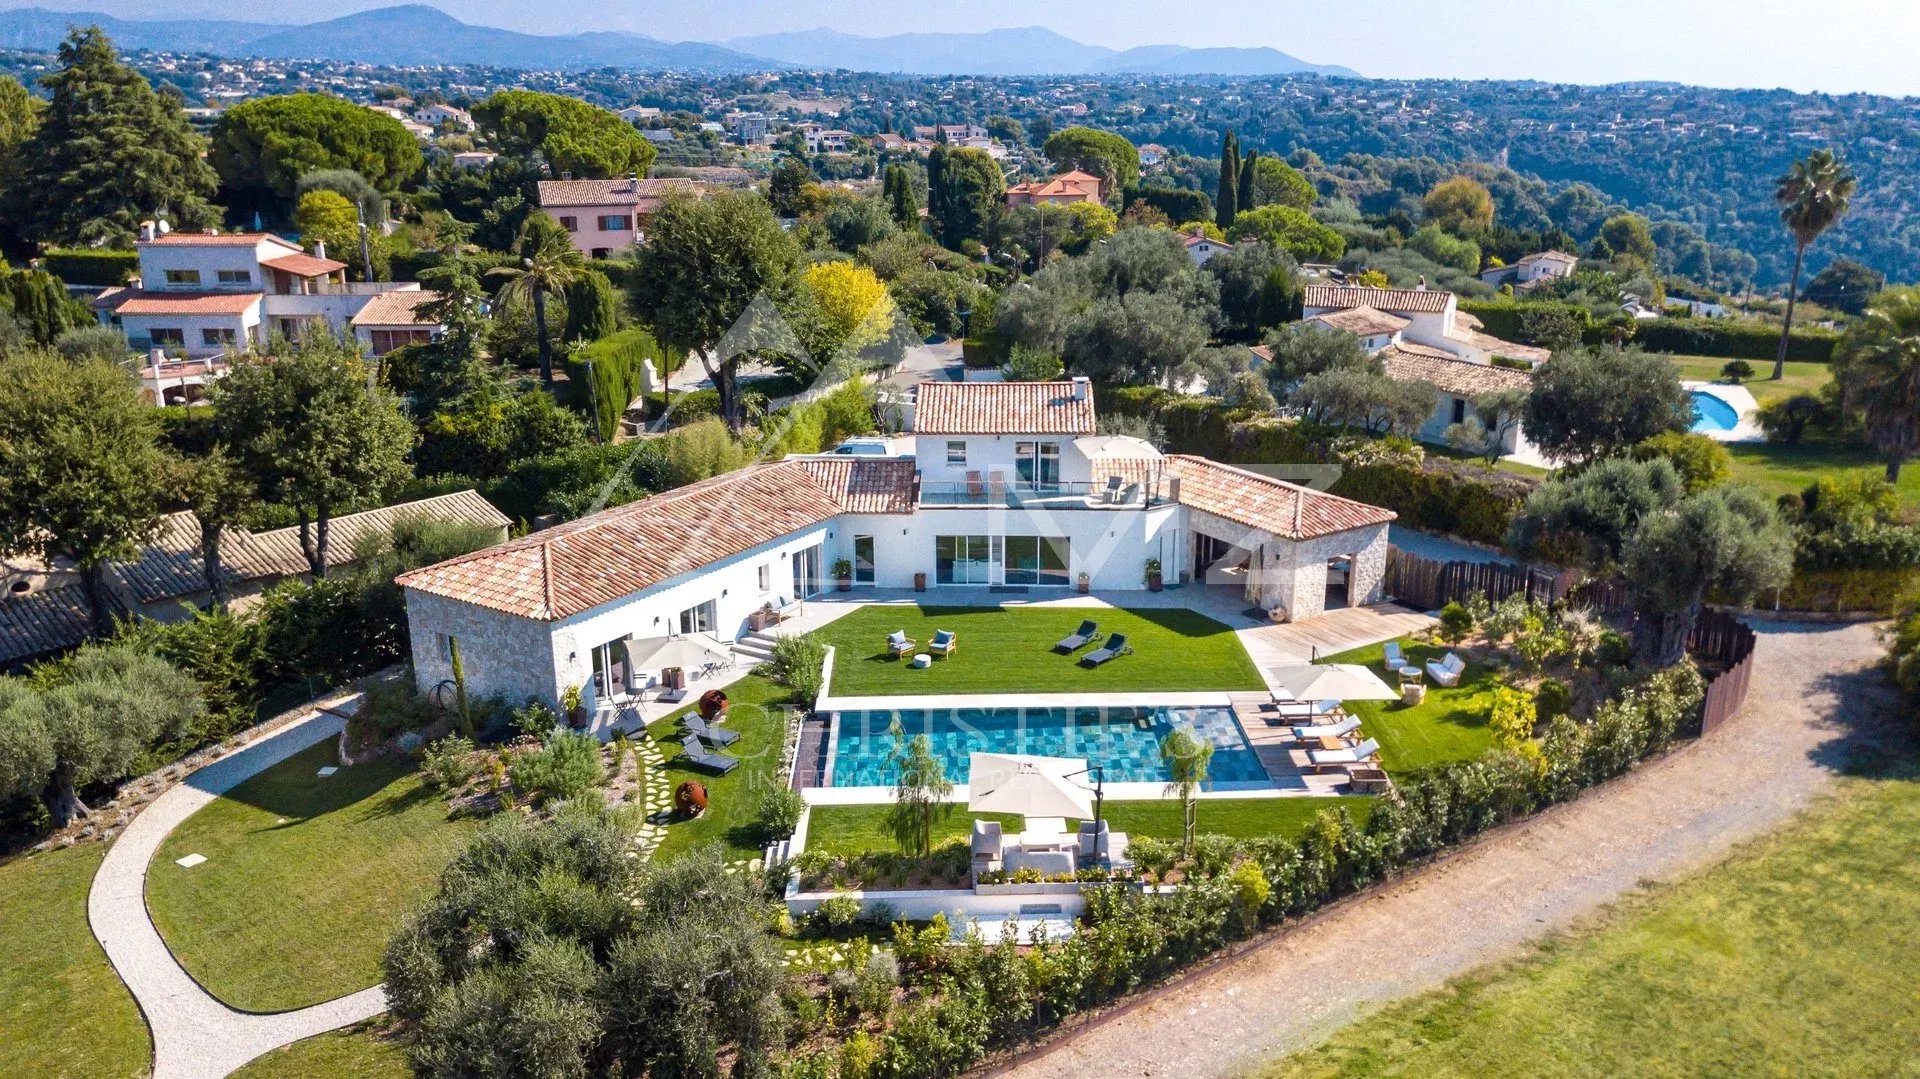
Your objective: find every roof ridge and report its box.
[540,539,555,620]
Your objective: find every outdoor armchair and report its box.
[1427,651,1466,687]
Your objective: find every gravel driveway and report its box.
[989,620,1898,1079]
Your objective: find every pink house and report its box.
[537,177,708,258]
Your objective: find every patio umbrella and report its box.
[1267,662,1400,702]
[967,753,1096,820]
[621,635,730,672]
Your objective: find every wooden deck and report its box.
[1234,603,1436,676]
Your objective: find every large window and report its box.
[935,535,992,584]
[200,327,237,347]
[853,535,876,584]
[1004,536,1070,586]
[148,327,185,345]
[368,328,433,355]
[678,599,717,635]
[598,215,633,231]
[216,269,251,285]
[1014,441,1061,489]
[163,269,200,285]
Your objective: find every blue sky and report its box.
[12,0,1920,96]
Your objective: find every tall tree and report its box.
[1247,157,1317,211]
[1423,177,1497,234]
[0,352,167,635]
[1237,148,1257,214]
[1040,126,1139,195]
[490,215,585,383]
[10,27,219,246]
[1522,345,1691,464]
[628,190,801,431]
[765,154,813,218]
[0,75,40,248]
[471,89,656,179]
[882,163,919,231]
[1772,149,1856,380]
[208,92,420,215]
[174,445,258,611]
[1832,286,1920,482]
[214,337,416,578]
[1216,130,1240,230]
[928,147,1003,249]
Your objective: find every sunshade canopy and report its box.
[1267,662,1400,702]
[621,635,729,672]
[967,752,1096,819]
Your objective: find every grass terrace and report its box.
[812,604,1265,696]
[1263,772,1920,1077]
[645,673,797,860]
[803,798,1374,856]
[1666,355,1828,403]
[0,846,150,1078]
[230,1023,409,1079]
[1322,640,1499,774]
[147,741,481,1012]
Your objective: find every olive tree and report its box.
[1523,345,1691,464]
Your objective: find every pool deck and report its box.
[1685,380,1766,442]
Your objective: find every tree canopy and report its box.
[1226,205,1346,262]
[1247,157,1317,211]
[472,90,657,180]
[1041,126,1138,193]
[1802,257,1883,315]
[208,92,421,213]
[927,145,1003,247]
[1832,285,1920,482]
[1523,344,1691,464]
[1422,177,1496,233]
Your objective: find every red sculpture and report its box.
[674,780,709,818]
[697,689,729,721]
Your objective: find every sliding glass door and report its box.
[1004,536,1070,586]
[935,535,993,584]
[853,535,875,584]
[1014,441,1061,489]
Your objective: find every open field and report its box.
[813,604,1265,696]
[0,845,150,1078]
[1262,771,1920,1079]
[147,741,480,1012]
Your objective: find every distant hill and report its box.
[725,24,1359,78]
[0,7,285,54]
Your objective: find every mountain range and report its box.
[0,5,1360,78]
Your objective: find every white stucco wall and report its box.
[118,309,262,357]
[136,239,286,291]
[914,432,1099,490]
[833,504,1182,592]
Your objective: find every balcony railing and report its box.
[918,480,1161,510]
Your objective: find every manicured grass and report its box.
[1261,773,1920,1078]
[1665,354,1831,403]
[803,797,1372,856]
[645,673,798,860]
[148,741,481,1012]
[812,604,1264,696]
[1722,440,1920,505]
[0,845,150,1078]
[1322,640,1497,774]
[230,1022,409,1079]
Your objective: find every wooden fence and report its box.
[1688,608,1758,736]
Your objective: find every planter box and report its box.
[973,880,1095,897]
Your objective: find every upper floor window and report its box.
[216,269,251,285]
[163,269,200,285]
[946,440,967,466]
[598,215,633,231]
[558,216,578,232]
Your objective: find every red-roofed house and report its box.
[396,377,1396,710]
[1005,169,1105,206]
[537,176,710,258]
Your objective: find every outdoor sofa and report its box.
[1427,652,1466,687]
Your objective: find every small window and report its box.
[946,440,967,465]
[598,215,633,231]
[757,564,771,592]
[1451,398,1468,425]
[591,248,611,259]
[163,269,201,285]
[200,327,237,347]
[148,327,185,345]
[216,269,251,285]
[558,215,578,232]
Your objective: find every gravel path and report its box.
[87,694,388,1079]
[991,620,1898,1079]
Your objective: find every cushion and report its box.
[887,631,907,646]
[932,630,954,645]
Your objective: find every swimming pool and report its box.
[1690,390,1740,433]
[828,705,1269,788]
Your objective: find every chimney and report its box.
[627,172,639,193]
[313,239,326,261]
[560,169,573,181]
[1071,375,1091,401]
[1415,276,1427,290]
[138,220,157,243]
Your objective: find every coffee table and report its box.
[911,653,932,669]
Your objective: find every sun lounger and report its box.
[1307,737,1380,771]
[682,713,740,747]
[966,470,984,497]
[676,733,739,774]
[887,630,917,657]
[1427,651,1466,687]
[1054,619,1100,652]
[1080,633,1132,667]
[1266,698,1340,722]
[1291,715,1362,741]
[929,629,957,657]
[1383,640,1406,673]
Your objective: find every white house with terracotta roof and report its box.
[1183,231,1235,267]
[1302,283,1549,368]
[395,378,1397,710]
[1478,250,1579,289]
[1005,169,1104,207]
[536,177,710,258]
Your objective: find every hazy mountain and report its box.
[0,7,285,53]
[725,24,1359,77]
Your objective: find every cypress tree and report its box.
[884,164,919,231]
[925,144,950,243]
[1238,149,1258,212]
[1216,130,1239,230]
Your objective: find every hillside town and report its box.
[0,10,1916,1079]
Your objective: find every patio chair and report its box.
[1076,820,1132,870]
[966,470,985,498]
[682,713,740,747]
[886,630,917,657]
[929,629,957,657]
[1054,619,1100,652]
[675,734,740,774]
[1102,475,1123,503]
[1080,632,1132,667]
[972,819,1004,874]
[1426,651,1466,688]
[1307,737,1381,771]
[1383,640,1407,674]
[1290,715,1362,741]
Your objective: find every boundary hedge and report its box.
[1603,317,1838,363]
[40,249,138,287]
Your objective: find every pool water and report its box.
[828,705,1269,788]
[1690,390,1739,433]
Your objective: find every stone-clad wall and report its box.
[405,589,561,707]
[1186,508,1388,622]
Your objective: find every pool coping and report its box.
[1683,380,1766,442]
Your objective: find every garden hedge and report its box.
[1768,566,1920,615]
[41,248,139,287]
[1457,300,1591,343]
[562,327,681,440]
[1602,317,1838,363]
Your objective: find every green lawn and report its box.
[230,1022,409,1079]
[1322,640,1497,774]
[645,673,799,861]
[812,604,1264,696]
[1262,772,1920,1078]
[1665,354,1830,403]
[147,741,481,1012]
[0,845,150,1078]
[1722,440,1920,504]
[803,797,1372,856]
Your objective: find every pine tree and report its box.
[1216,131,1239,230]
[1238,149,1258,213]
[10,27,218,246]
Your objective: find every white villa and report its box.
[396,379,1397,712]
[1477,249,1579,289]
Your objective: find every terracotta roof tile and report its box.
[350,290,441,327]
[796,458,919,514]
[260,252,347,277]
[0,585,115,665]
[109,291,263,316]
[1304,284,1454,315]
[1307,304,1411,337]
[1382,346,1534,398]
[913,381,1096,435]
[536,178,703,208]
[138,231,297,249]
[1163,456,1395,540]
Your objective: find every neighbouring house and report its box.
[537,176,708,258]
[1476,249,1579,289]
[351,290,444,356]
[412,103,472,130]
[1183,231,1234,267]
[395,378,1397,710]
[92,225,442,396]
[871,133,914,153]
[618,105,663,126]
[1005,169,1105,207]
[1301,283,1549,367]
[804,127,856,154]
[0,491,510,670]
[1138,143,1168,168]
[1305,305,1411,353]
[729,111,771,143]
[639,128,676,145]
[451,150,497,171]
[1380,343,1536,455]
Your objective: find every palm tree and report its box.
[1833,286,1920,482]
[1160,726,1214,859]
[490,218,584,383]
[1772,149,1856,380]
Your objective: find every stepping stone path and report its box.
[628,736,672,858]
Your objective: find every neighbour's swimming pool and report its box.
[827,705,1269,788]
[1690,390,1740,433]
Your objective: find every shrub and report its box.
[40,248,138,287]
[768,632,828,706]
[1127,835,1176,880]
[1487,685,1538,748]
[507,730,605,805]
[422,735,478,789]
[1005,344,1063,382]
[758,784,806,841]
[1228,859,1271,926]
[1756,393,1831,445]
[1534,677,1572,719]
[1437,602,1474,643]
[512,698,559,740]
[1720,359,1756,383]
[815,894,861,929]
[854,950,899,1019]
[1614,318,1837,363]
[1596,629,1633,667]
[1634,431,1732,492]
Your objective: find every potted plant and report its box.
[1077,571,1091,595]
[914,571,927,592]
[560,683,586,728]
[832,557,854,592]
[1144,558,1164,592]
